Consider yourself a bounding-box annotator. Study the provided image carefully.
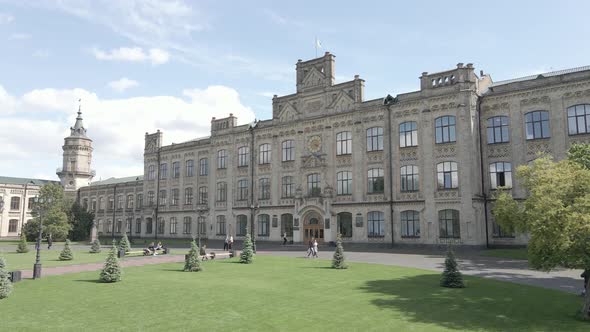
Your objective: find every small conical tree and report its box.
[0,257,12,299]
[440,246,464,288]
[89,238,101,253]
[58,239,74,261]
[16,232,29,253]
[100,244,122,283]
[184,240,203,272]
[240,234,254,264]
[332,234,348,269]
[119,234,131,253]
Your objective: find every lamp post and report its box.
[32,196,52,279]
[195,206,208,250]
[250,203,259,253]
[111,184,118,243]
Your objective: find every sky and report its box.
[1,0,589,181]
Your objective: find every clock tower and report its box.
[57,102,94,195]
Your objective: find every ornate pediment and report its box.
[278,103,298,122]
[302,66,326,89]
[328,90,355,112]
[302,154,326,169]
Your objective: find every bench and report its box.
[118,247,169,258]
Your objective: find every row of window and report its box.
[5,197,37,211]
[87,160,514,211]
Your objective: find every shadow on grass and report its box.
[300,266,333,269]
[74,279,103,283]
[359,274,585,331]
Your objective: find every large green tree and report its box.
[68,202,95,241]
[493,153,590,319]
[23,183,71,241]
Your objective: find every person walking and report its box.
[307,238,314,257]
[224,235,229,251]
[229,235,234,250]
[313,238,319,258]
[47,233,53,249]
[283,232,287,245]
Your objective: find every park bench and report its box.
[118,247,169,258]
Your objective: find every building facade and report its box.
[0,177,58,238]
[74,52,590,247]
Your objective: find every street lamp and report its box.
[195,206,208,251]
[250,203,259,253]
[32,195,52,279]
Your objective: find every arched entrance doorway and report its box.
[303,211,324,244]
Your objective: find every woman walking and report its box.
[313,238,319,258]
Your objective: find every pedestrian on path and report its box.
[47,233,53,249]
[307,239,314,257]
[229,235,233,250]
[313,239,318,258]
[224,235,229,251]
[283,232,287,245]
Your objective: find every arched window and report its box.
[487,116,509,144]
[257,214,270,236]
[400,165,419,192]
[281,214,293,238]
[336,171,352,195]
[337,212,352,238]
[367,168,384,193]
[368,211,384,237]
[366,127,383,151]
[567,104,590,135]
[336,131,352,155]
[237,215,248,236]
[238,146,249,167]
[217,150,227,169]
[435,116,456,144]
[437,162,458,189]
[282,140,295,161]
[399,121,418,147]
[525,111,550,139]
[216,215,226,235]
[259,143,271,164]
[439,209,460,238]
[490,162,512,189]
[401,210,420,238]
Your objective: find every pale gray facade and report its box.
[77,53,590,247]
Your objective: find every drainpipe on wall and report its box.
[386,101,395,249]
[476,96,490,249]
[154,147,161,241]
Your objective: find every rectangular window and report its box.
[199,158,209,176]
[172,161,180,178]
[567,105,590,135]
[217,150,227,169]
[137,194,143,208]
[257,214,270,236]
[148,165,156,180]
[198,217,207,235]
[439,209,460,238]
[401,211,420,237]
[525,111,550,139]
[487,116,510,144]
[157,218,165,234]
[159,190,167,206]
[10,197,20,210]
[282,140,295,161]
[259,144,271,164]
[116,219,122,233]
[238,146,249,167]
[135,218,142,234]
[336,131,352,155]
[282,176,294,198]
[307,173,321,196]
[186,159,194,177]
[259,178,271,200]
[184,187,193,205]
[108,196,114,210]
[216,215,226,235]
[171,189,179,205]
[147,192,155,206]
[368,211,384,237]
[183,217,192,234]
[216,182,227,202]
[490,162,512,189]
[337,171,352,195]
[238,179,249,201]
[170,217,177,234]
[400,122,418,147]
[117,195,124,209]
[126,194,134,209]
[146,218,153,234]
[435,116,456,144]
[400,165,419,192]
[366,127,383,152]
[199,187,208,205]
[367,168,384,193]
[8,219,18,233]
[237,215,248,236]
[28,197,35,210]
[160,163,168,179]
[437,162,458,189]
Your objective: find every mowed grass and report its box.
[1,256,587,331]
[0,248,109,270]
[480,248,528,260]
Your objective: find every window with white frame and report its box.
[401,210,420,237]
[400,165,419,192]
[217,150,227,169]
[336,131,352,155]
[282,140,295,161]
[184,187,193,205]
[199,158,208,176]
[366,127,383,152]
[238,146,249,167]
[259,178,271,200]
[282,176,294,198]
[437,162,458,189]
[435,116,456,144]
[257,214,270,236]
[367,168,384,193]
[216,182,227,202]
[439,209,460,238]
[336,171,352,195]
[567,104,590,135]
[487,116,510,144]
[259,144,271,164]
[171,188,179,205]
[237,179,249,201]
[198,186,208,205]
[368,211,384,237]
[490,162,512,189]
[525,111,550,139]
[399,121,418,147]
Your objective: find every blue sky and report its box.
[1,0,589,181]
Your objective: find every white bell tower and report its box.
[57,100,94,194]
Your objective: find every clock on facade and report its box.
[307,135,322,153]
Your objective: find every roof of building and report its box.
[0,176,59,186]
[491,65,590,87]
[88,175,143,186]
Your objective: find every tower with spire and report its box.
[57,100,95,194]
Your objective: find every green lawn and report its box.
[1,256,587,331]
[0,249,110,270]
[480,248,528,260]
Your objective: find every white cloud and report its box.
[262,8,304,27]
[108,78,139,92]
[0,84,255,180]
[32,49,50,58]
[0,13,14,24]
[8,33,31,40]
[92,46,170,65]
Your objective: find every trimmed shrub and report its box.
[58,239,74,261]
[119,234,131,253]
[0,257,12,299]
[99,244,122,283]
[89,239,101,253]
[184,240,203,272]
[240,234,254,264]
[16,233,29,253]
[331,234,348,269]
[440,246,465,288]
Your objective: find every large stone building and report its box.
[69,53,590,246]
